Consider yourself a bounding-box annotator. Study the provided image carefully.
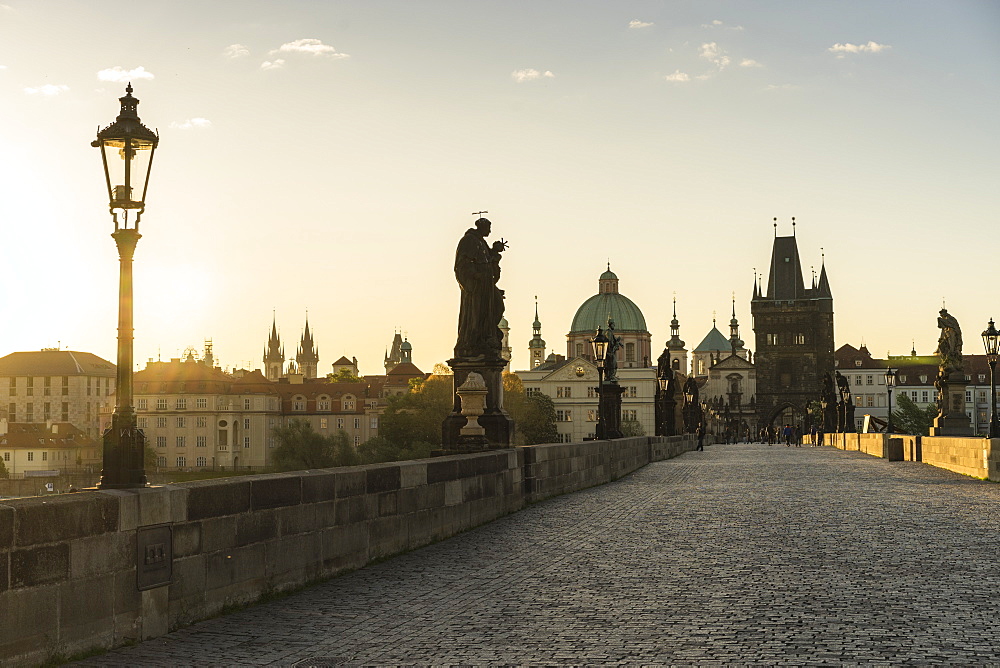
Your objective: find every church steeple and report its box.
[296,314,319,379]
[528,296,546,368]
[729,294,744,356]
[263,314,284,381]
[665,295,688,373]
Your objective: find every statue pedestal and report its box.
[930,372,973,436]
[598,382,626,439]
[438,357,514,455]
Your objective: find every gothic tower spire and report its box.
[296,314,319,378]
[263,314,285,381]
[528,296,546,368]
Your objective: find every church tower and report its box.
[296,316,319,379]
[499,317,512,371]
[385,331,404,373]
[751,219,834,428]
[400,337,413,364]
[728,295,744,357]
[263,316,284,381]
[528,298,546,369]
[666,296,688,374]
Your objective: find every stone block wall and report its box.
[920,437,1000,479]
[0,435,695,665]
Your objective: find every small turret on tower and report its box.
[666,295,688,373]
[528,297,546,368]
[263,315,284,381]
[296,315,319,379]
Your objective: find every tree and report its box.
[0,457,8,479]
[330,429,361,467]
[271,419,336,471]
[357,436,435,464]
[891,393,938,436]
[503,372,558,445]
[326,368,363,383]
[144,445,158,469]
[378,373,453,448]
[621,418,646,437]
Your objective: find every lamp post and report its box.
[93,84,158,489]
[656,371,669,437]
[591,327,609,439]
[983,318,999,438]
[885,367,896,434]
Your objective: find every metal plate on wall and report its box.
[137,524,172,591]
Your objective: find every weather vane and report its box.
[472,210,488,217]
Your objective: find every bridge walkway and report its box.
[84,443,1000,665]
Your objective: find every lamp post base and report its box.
[98,413,147,489]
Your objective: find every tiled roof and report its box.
[0,350,116,377]
[332,356,354,366]
[0,422,96,448]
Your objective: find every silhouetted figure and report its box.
[454,218,506,360]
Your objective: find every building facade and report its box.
[0,349,117,439]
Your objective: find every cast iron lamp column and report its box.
[93,84,159,489]
[983,319,999,438]
[885,368,896,434]
[591,327,608,439]
[656,372,669,437]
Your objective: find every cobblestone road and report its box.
[84,444,1000,666]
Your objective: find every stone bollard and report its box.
[456,372,489,450]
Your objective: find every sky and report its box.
[0,1,998,375]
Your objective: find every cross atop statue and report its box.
[471,210,488,218]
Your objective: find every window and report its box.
[156,398,167,410]
[7,403,14,422]
[921,391,929,403]
[42,451,47,461]
[157,456,166,467]
[623,409,637,421]
[27,378,34,396]
[25,402,33,422]
[27,452,33,461]
[196,456,207,467]
[61,402,69,422]
[629,386,637,398]
[587,387,595,398]
[966,391,972,402]
[43,377,51,396]
[575,343,584,357]
[176,417,186,428]
[766,333,777,346]
[318,398,331,411]
[866,375,874,385]
[293,396,306,411]
[218,430,228,449]
[337,417,345,430]
[2,452,8,461]
[243,418,250,429]
[556,410,572,422]
[354,435,361,446]
[343,397,356,410]
[354,417,360,429]
[43,403,51,420]
[175,398,186,410]
[176,456,186,468]
[320,418,328,429]
[197,416,207,428]
[244,436,250,448]
[625,342,635,362]
[526,388,539,397]
[176,436,186,448]
[196,398,208,409]
[138,417,148,429]
[156,436,166,449]
[855,360,862,367]
[197,436,207,447]
[370,416,378,429]
[794,334,806,345]
[867,395,875,407]
[242,398,250,410]
[137,398,147,410]
[899,375,907,383]
[156,417,167,428]
[980,374,987,383]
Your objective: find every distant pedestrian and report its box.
[697,425,705,451]
[783,424,793,446]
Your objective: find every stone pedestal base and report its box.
[598,382,626,439]
[930,373,973,436]
[439,356,514,455]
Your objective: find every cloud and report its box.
[260,59,285,71]
[24,84,69,96]
[0,4,14,11]
[740,58,762,68]
[828,41,891,58]
[628,20,653,29]
[765,83,797,91]
[511,68,554,83]
[98,66,155,82]
[169,118,212,130]
[270,38,349,59]
[665,70,690,82]
[702,19,744,31]
[224,43,250,59]
[699,42,730,69]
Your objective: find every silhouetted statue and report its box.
[454,218,507,360]
[821,372,838,432]
[605,318,622,383]
[935,308,963,376]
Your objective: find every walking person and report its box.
[696,424,705,451]
[783,423,793,446]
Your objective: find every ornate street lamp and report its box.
[656,370,669,437]
[93,84,158,488]
[885,368,896,434]
[591,327,608,439]
[983,318,999,438]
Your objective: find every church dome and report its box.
[400,338,412,351]
[569,268,648,334]
[498,317,509,328]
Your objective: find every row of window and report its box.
[532,387,640,400]
[555,409,641,423]
[7,402,71,423]
[2,450,71,462]
[764,333,807,346]
[7,376,111,398]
